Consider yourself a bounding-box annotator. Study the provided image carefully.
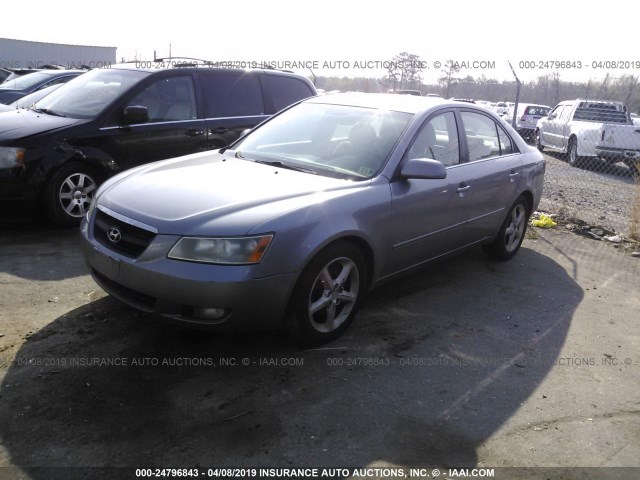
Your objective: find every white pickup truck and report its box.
[535,99,640,175]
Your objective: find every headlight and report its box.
[0,147,26,169]
[168,235,273,265]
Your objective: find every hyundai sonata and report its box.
[81,94,545,344]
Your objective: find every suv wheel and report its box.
[45,162,101,227]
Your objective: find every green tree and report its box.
[383,52,425,91]
[439,60,461,98]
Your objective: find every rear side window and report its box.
[263,75,315,113]
[573,103,629,123]
[461,111,514,161]
[200,74,264,117]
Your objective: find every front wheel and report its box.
[44,162,102,227]
[568,138,583,167]
[283,242,367,345]
[483,196,530,261]
[535,129,544,152]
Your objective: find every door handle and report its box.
[456,185,471,195]
[210,127,229,134]
[185,129,205,137]
[508,172,519,182]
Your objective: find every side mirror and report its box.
[400,158,447,180]
[122,105,149,125]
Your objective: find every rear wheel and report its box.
[283,242,367,345]
[483,196,529,261]
[44,162,102,227]
[623,159,640,177]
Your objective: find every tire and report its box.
[483,196,530,261]
[568,138,583,167]
[283,241,367,345]
[623,159,640,177]
[535,129,544,152]
[44,162,102,227]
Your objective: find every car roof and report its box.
[108,63,307,79]
[306,92,464,114]
[18,69,86,78]
[517,103,551,109]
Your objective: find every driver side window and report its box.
[406,112,460,167]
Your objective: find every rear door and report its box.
[457,110,523,241]
[197,72,270,148]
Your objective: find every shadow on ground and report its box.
[0,222,86,281]
[0,247,582,478]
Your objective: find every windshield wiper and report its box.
[235,151,317,175]
[257,160,318,174]
[30,107,66,117]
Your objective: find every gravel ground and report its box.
[537,150,638,236]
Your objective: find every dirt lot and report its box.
[1,217,639,480]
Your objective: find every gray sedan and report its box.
[80,94,545,344]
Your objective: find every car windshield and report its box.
[233,102,412,180]
[32,69,148,119]
[0,71,54,90]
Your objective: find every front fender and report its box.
[248,183,392,284]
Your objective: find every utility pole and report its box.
[508,61,521,130]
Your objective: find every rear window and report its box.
[573,103,629,123]
[263,75,315,113]
[524,106,550,116]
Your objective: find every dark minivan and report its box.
[0,65,316,225]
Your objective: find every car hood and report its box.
[0,108,81,141]
[98,151,368,236]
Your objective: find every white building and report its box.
[0,37,116,70]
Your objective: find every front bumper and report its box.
[80,218,298,332]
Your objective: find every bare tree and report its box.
[624,75,639,106]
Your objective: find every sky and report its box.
[2,0,639,84]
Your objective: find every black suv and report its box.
[0,64,316,225]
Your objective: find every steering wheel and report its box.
[332,141,352,156]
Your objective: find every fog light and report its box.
[193,307,228,320]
